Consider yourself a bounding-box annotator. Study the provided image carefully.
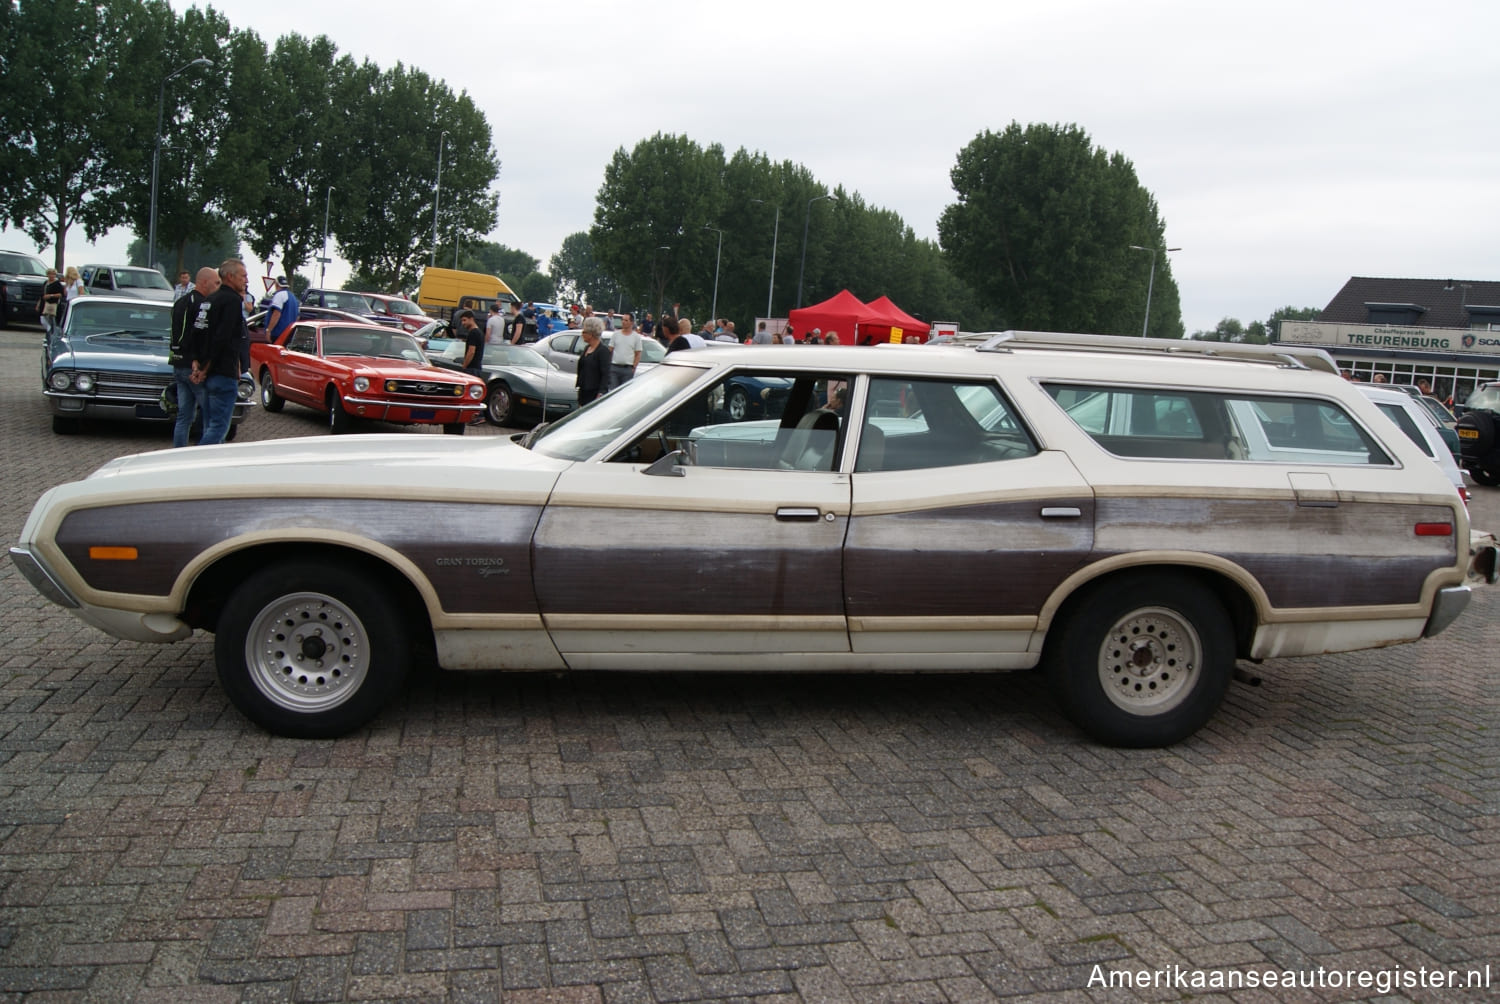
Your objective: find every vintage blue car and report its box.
[42,294,254,437]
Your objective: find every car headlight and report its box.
[74,373,96,392]
[48,371,72,390]
[237,376,255,401]
[3,282,21,297]
[354,377,370,392]
[468,383,484,400]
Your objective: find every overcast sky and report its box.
[9,0,1498,333]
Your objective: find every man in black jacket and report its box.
[169,266,220,447]
[193,258,250,445]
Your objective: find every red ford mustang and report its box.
[251,320,486,434]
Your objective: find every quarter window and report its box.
[1044,383,1393,465]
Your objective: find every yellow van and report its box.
[416,267,519,319]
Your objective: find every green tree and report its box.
[454,241,536,279]
[1265,305,1321,341]
[2,0,166,267]
[939,122,1182,337]
[549,231,618,308]
[336,64,499,290]
[127,217,241,271]
[517,271,555,303]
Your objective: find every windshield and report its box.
[1465,385,1500,412]
[383,298,423,315]
[528,364,705,461]
[486,344,553,370]
[321,326,427,361]
[115,269,174,291]
[0,253,48,277]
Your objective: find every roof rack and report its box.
[954,330,1339,375]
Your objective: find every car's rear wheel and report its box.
[1470,465,1500,486]
[1046,572,1234,747]
[327,388,351,434]
[213,561,410,738]
[51,415,80,435]
[259,370,284,412]
[486,382,514,426]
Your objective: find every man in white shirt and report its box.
[608,313,643,390]
[485,302,506,345]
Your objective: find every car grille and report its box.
[385,379,466,398]
[97,371,171,400]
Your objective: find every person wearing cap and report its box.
[265,275,300,344]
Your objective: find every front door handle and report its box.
[1040,506,1082,519]
[775,507,822,521]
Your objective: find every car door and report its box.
[276,325,323,406]
[531,367,853,668]
[843,376,1096,667]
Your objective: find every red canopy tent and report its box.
[787,290,868,344]
[858,296,929,344]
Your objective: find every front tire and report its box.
[486,381,514,426]
[1469,465,1500,486]
[327,388,351,434]
[259,370,284,412]
[1046,572,1234,747]
[213,561,411,738]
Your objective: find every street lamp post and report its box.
[1128,244,1181,337]
[431,130,449,267]
[796,193,838,309]
[750,199,780,317]
[319,185,334,288]
[148,57,213,274]
[703,225,723,324]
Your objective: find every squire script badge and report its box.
[434,556,510,578]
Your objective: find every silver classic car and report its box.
[11,332,1497,745]
[42,294,255,436]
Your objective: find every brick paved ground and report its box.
[0,328,1495,1002]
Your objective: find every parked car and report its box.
[80,265,175,301]
[295,288,403,328]
[0,249,50,328]
[534,328,667,374]
[41,294,254,437]
[471,343,580,427]
[1356,383,1469,505]
[360,292,431,333]
[1455,382,1500,485]
[10,331,1497,744]
[250,319,486,434]
[247,305,376,344]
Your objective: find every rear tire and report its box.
[213,560,411,738]
[1046,572,1234,747]
[1470,466,1500,487]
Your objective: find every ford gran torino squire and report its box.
[11,332,1497,745]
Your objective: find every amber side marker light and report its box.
[1413,523,1453,537]
[88,546,139,560]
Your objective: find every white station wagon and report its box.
[11,331,1497,745]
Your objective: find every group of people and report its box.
[167,259,256,448]
[36,266,87,335]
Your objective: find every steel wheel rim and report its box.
[1097,605,1200,714]
[489,387,511,423]
[244,590,369,713]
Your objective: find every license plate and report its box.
[410,409,435,420]
[1458,428,1479,439]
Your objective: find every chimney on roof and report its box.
[1444,279,1454,290]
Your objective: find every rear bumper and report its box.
[1424,585,1471,637]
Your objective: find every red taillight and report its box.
[1414,522,1453,536]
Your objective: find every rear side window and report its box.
[1044,383,1393,465]
[857,378,1036,471]
[1375,402,1435,458]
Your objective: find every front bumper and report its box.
[342,394,485,424]
[9,544,192,642]
[46,391,254,424]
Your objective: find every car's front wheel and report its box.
[213,561,411,738]
[259,370,284,412]
[1046,572,1234,748]
[726,386,750,421]
[327,388,351,434]
[486,382,514,425]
